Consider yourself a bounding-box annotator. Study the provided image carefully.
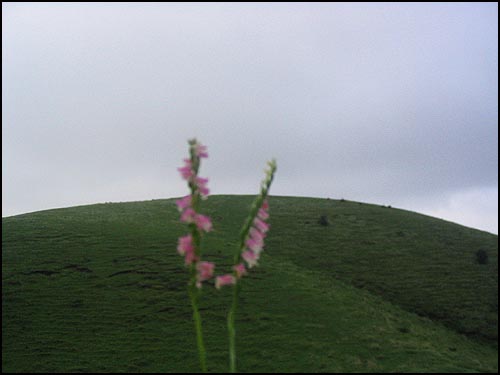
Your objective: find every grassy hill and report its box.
[2,195,498,373]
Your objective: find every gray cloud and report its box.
[2,3,498,233]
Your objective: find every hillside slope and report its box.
[2,196,498,372]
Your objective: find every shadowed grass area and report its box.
[2,195,498,372]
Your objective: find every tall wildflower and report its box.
[175,138,215,372]
[215,159,277,373]
[174,139,276,373]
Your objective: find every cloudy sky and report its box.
[2,3,498,234]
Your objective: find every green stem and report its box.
[228,282,240,373]
[189,224,206,372]
[190,285,207,373]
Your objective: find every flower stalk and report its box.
[227,159,277,373]
[175,139,276,373]
[176,139,214,372]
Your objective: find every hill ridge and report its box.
[2,195,497,372]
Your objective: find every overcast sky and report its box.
[2,3,498,234]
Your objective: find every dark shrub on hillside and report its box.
[476,249,489,265]
[318,215,329,226]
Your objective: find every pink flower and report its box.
[196,261,215,288]
[196,177,209,185]
[245,237,263,254]
[195,143,208,158]
[195,177,210,198]
[257,207,269,220]
[184,250,198,266]
[177,234,194,256]
[233,263,247,278]
[253,217,270,233]
[194,214,213,232]
[249,227,266,241]
[176,195,192,212]
[242,250,259,268]
[180,208,196,223]
[262,200,269,210]
[197,261,215,280]
[177,235,198,265]
[215,274,236,289]
[178,159,193,180]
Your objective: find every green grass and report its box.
[2,195,498,373]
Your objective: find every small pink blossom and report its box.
[195,177,210,197]
[233,263,247,279]
[198,186,210,198]
[184,249,198,266]
[177,234,198,265]
[196,261,215,288]
[257,208,269,220]
[194,214,213,232]
[178,159,194,180]
[242,250,259,268]
[245,237,263,254]
[249,227,266,242]
[261,200,269,210]
[176,195,192,212]
[196,177,209,185]
[177,234,194,256]
[215,274,236,289]
[195,143,209,158]
[253,217,270,233]
[180,208,196,223]
[197,261,215,280]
